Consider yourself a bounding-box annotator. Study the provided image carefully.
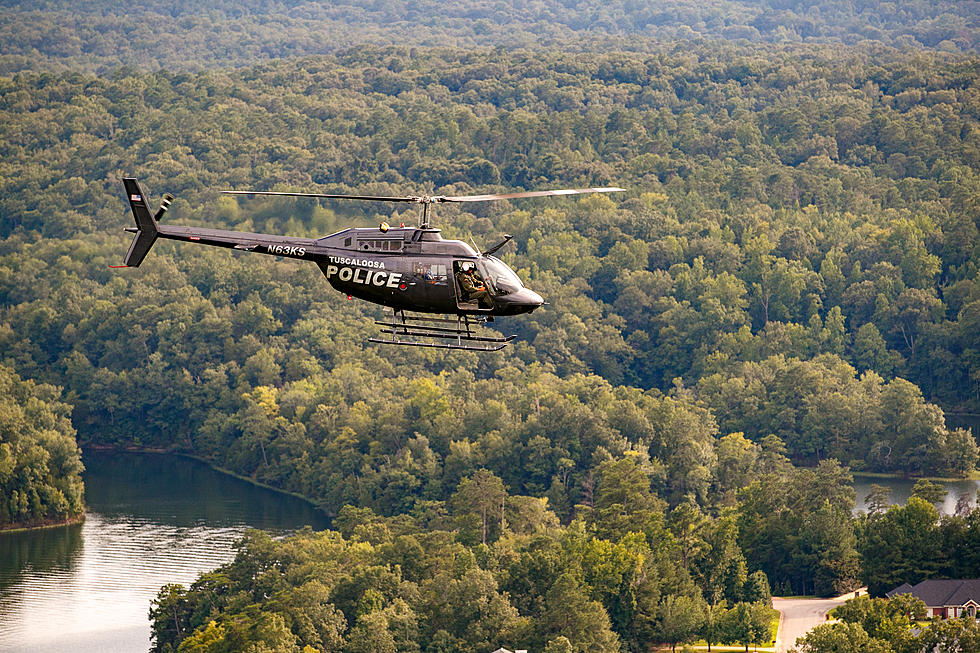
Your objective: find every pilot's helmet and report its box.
[461,262,474,271]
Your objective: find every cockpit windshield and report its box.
[480,257,524,295]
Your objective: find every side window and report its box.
[414,262,448,285]
[357,239,403,252]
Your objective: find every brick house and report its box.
[887,579,980,619]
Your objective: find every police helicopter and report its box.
[119,178,624,351]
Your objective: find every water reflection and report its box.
[0,451,329,653]
[0,522,83,594]
[852,475,980,515]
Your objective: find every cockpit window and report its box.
[480,257,523,295]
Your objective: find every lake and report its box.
[852,475,980,514]
[0,451,329,653]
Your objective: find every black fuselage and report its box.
[142,222,543,316]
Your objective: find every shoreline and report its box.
[0,513,86,534]
[80,444,334,519]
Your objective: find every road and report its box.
[772,589,866,652]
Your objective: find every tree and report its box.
[912,617,980,653]
[743,571,771,604]
[149,584,188,651]
[422,568,522,652]
[910,479,947,509]
[864,485,891,516]
[345,611,396,653]
[721,602,776,653]
[797,501,861,597]
[452,469,507,545]
[859,497,942,597]
[831,594,923,644]
[592,455,665,540]
[884,289,943,360]
[656,594,706,652]
[535,573,621,653]
[700,601,728,653]
[694,514,748,604]
[543,635,574,653]
[793,622,893,653]
[942,429,979,478]
[714,432,760,502]
[0,365,85,527]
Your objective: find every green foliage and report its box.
[859,498,943,597]
[832,595,924,643]
[655,593,706,651]
[0,364,84,527]
[800,596,980,653]
[719,601,777,651]
[1,1,978,76]
[1,44,977,479]
[794,622,893,653]
[700,356,975,476]
[737,459,859,597]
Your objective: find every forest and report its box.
[1,1,980,651]
[1,0,977,74]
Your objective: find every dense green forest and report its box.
[2,45,978,474]
[2,2,980,649]
[1,0,977,74]
[0,364,84,528]
[148,487,780,653]
[146,482,980,652]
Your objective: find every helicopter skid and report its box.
[367,338,511,352]
[370,311,516,352]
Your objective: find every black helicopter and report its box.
[119,178,624,351]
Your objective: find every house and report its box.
[887,579,980,619]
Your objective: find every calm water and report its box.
[852,475,980,514]
[0,451,329,653]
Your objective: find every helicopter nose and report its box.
[523,289,544,307]
[501,288,544,314]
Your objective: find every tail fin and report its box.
[122,177,159,267]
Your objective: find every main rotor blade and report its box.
[222,190,421,203]
[222,186,627,205]
[440,187,626,203]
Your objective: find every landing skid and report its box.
[368,310,516,351]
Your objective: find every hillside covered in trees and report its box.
[2,45,978,475]
[2,2,980,650]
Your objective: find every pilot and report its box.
[458,263,490,307]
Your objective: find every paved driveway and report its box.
[772,589,866,652]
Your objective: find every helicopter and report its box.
[119,178,624,351]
